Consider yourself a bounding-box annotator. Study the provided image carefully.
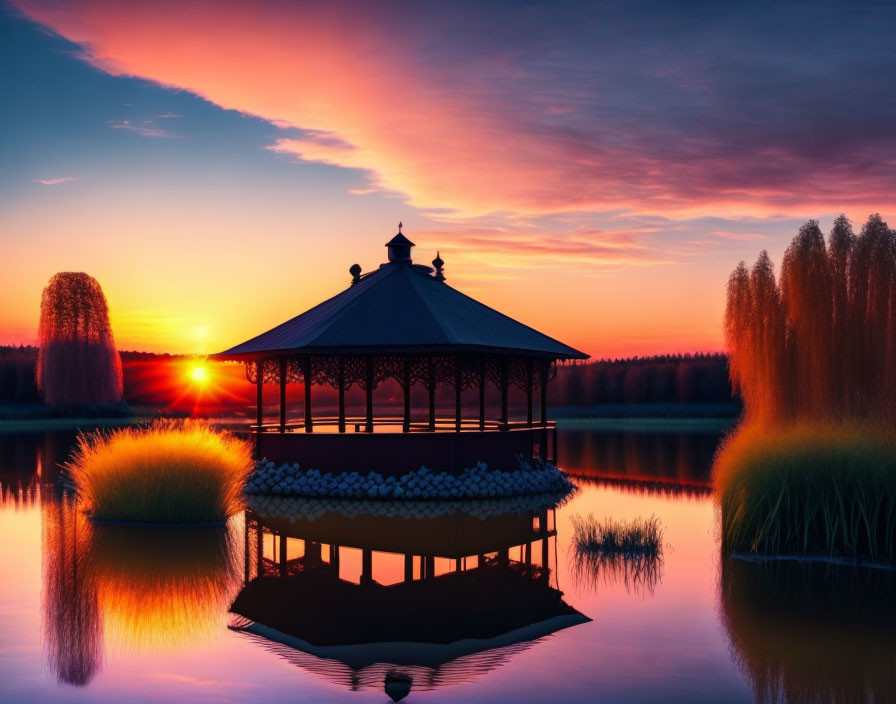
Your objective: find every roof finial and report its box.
[433,251,446,283]
[386,224,414,263]
[398,221,403,233]
[349,263,362,285]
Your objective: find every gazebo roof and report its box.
[216,232,588,360]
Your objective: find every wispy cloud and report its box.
[709,230,771,241]
[33,176,75,185]
[416,225,670,276]
[106,119,175,138]
[14,1,896,221]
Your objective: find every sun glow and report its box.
[188,362,209,385]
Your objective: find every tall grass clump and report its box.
[719,214,896,562]
[570,513,664,595]
[66,420,252,524]
[715,424,896,561]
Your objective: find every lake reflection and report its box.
[0,424,890,703]
[42,494,241,684]
[232,494,585,700]
[721,557,896,704]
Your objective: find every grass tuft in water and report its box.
[714,422,896,562]
[570,513,664,596]
[571,513,663,558]
[66,420,253,524]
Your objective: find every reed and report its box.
[569,513,664,596]
[714,423,896,561]
[66,420,253,523]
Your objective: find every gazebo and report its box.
[214,225,588,472]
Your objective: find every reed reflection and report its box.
[88,522,241,652]
[230,495,588,701]
[41,494,102,686]
[42,496,241,685]
[558,428,719,497]
[720,557,896,704]
[569,514,664,598]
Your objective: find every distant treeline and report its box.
[0,346,184,404]
[1,345,736,408]
[0,345,40,402]
[550,353,735,405]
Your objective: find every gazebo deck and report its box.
[251,415,553,434]
[252,417,557,475]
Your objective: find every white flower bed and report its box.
[245,490,573,522]
[244,456,574,501]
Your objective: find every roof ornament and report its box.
[350,263,362,285]
[385,223,415,263]
[433,251,446,283]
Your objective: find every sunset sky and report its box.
[2,1,895,357]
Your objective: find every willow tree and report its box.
[827,215,855,414]
[37,273,122,407]
[780,220,831,416]
[725,214,896,426]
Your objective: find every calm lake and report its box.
[0,424,891,703]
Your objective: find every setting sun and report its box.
[188,363,209,385]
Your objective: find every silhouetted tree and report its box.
[725,214,896,425]
[37,273,122,407]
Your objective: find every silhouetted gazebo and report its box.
[214,225,588,470]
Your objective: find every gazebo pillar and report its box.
[402,358,411,432]
[365,356,374,433]
[279,358,287,432]
[478,357,486,430]
[278,533,287,577]
[256,519,263,577]
[526,358,534,427]
[540,360,549,426]
[455,358,462,432]
[302,356,313,433]
[361,548,373,585]
[255,359,264,429]
[337,357,346,433]
[500,357,509,429]
[428,360,436,431]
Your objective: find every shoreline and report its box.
[731,552,896,572]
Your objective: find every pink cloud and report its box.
[33,176,75,185]
[709,231,771,240]
[12,1,896,219]
[414,225,670,275]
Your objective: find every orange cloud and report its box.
[14,1,896,219]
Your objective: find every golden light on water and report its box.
[90,523,242,653]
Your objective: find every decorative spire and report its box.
[349,263,362,285]
[385,223,414,263]
[433,251,445,282]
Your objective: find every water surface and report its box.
[1,425,889,703]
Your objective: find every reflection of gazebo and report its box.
[214,226,587,471]
[230,500,588,699]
